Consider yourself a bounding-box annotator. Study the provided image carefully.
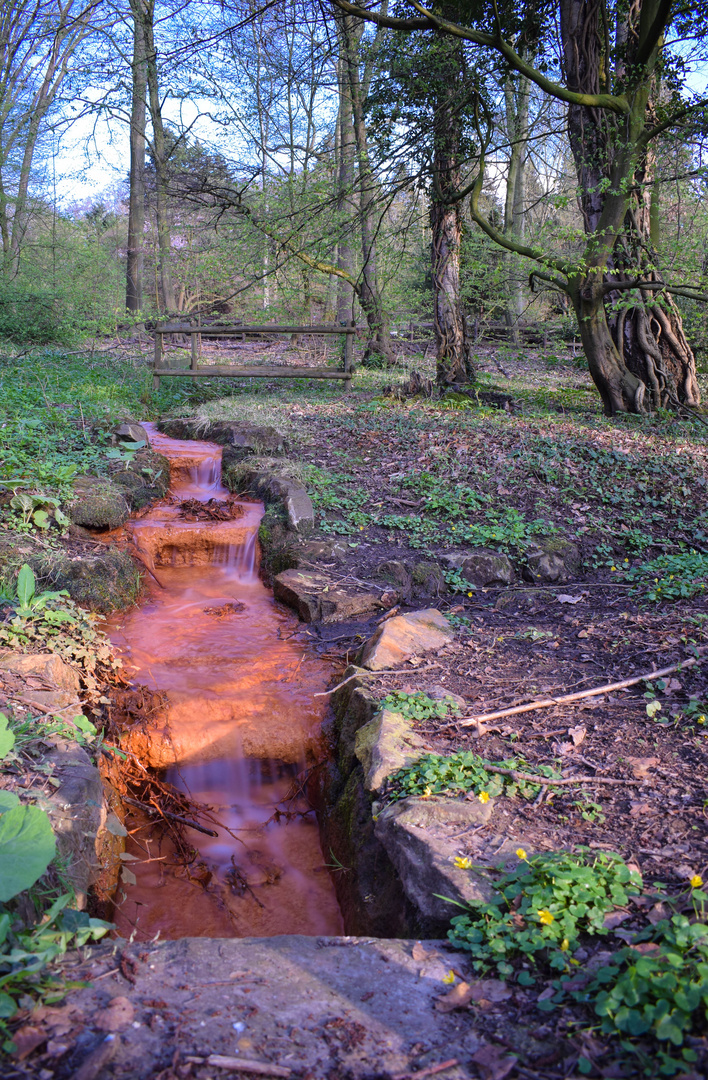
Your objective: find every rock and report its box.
[523,537,581,583]
[94,995,134,1032]
[161,418,288,458]
[442,548,514,587]
[110,450,170,510]
[236,468,314,534]
[113,422,149,446]
[354,708,428,794]
[357,609,454,671]
[0,652,79,693]
[375,560,412,600]
[375,796,494,920]
[69,478,130,531]
[29,547,141,613]
[273,569,380,624]
[40,740,103,908]
[411,561,446,598]
[292,539,347,566]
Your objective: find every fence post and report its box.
[344,322,354,391]
[153,329,162,390]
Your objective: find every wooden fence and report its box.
[152,322,356,390]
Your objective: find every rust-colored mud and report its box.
[106,424,343,940]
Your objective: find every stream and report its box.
[105,424,343,940]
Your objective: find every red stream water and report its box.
[105,424,343,939]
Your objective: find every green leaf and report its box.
[32,509,50,528]
[0,993,17,1019]
[577,1058,592,1075]
[15,563,35,608]
[0,789,20,813]
[0,714,15,760]
[0,804,55,901]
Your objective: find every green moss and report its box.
[29,548,141,613]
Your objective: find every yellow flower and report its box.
[454,856,473,869]
[560,938,569,951]
[698,716,706,725]
[422,786,432,798]
[516,848,528,860]
[610,566,617,572]
[538,910,554,925]
[690,874,703,889]
[442,970,456,984]
[478,791,490,804]
[467,591,473,597]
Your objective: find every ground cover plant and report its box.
[0,336,707,1075]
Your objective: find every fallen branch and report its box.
[314,665,437,697]
[483,764,642,788]
[123,795,219,837]
[206,1055,291,1077]
[459,648,707,727]
[391,1060,459,1080]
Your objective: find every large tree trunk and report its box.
[560,0,699,414]
[335,53,356,324]
[503,67,529,344]
[142,0,176,314]
[341,13,393,364]
[126,0,147,315]
[432,28,473,387]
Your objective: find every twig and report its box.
[391,1060,459,1080]
[314,665,436,697]
[459,648,707,727]
[483,764,642,788]
[206,1055,291,1076]
[123,795,219,837]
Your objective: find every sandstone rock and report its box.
[273,569,380,623]
[354,708,428,794]
[442,548,514,587]
[40,740,103,908]
[0,652,79,693]
[411,561,446,598]
[161,418,288,458]
[357,609,454,671]
[375,795,494,920]
[375,560,412,600]
[113,422,149,446]
[69,478,130,530]
[237,468,314,534]
[523,537,581,583]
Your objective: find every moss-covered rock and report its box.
[411,560,446,598]
[523,536,581,583]
[29,547,141,613]
[69,478,130,531]
[110,449,170,510]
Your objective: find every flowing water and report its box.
[105,424,343,940]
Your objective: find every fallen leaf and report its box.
[602,910,631,930]
[412,942,429,962]
[435,981,474,1012]
[647,902,672,925]
[629,802,655,818]
[94,996,134,1033]
[557,594,584,604]
[467,979,512,1004]
[577,629,590,638]
[568,724,586,747]
[537,986,555,1001]
[667,678,682,691]
[120,867,137,886]
[470,1044,518,1080]
[11,1024,46,1060]
[105,813,127,837]
[626,756,659,779]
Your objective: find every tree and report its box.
[0,0,99,277]
[334,0,705,414]
[125,0,147,314]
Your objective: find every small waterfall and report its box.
[226,529,259,581]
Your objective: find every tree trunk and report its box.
[142,0,176,314]
[431,29,473,387]
[503,67,529,344]
[560,0,699,413]
[341,13,393,364]
[126,0,147,315]
[335,53,356,324]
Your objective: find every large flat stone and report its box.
[0,652,80,693]
[358,608,454,671]
[52,936,481,1079]
[354,708,428,793]
[274,569,380,623]
[375,796,494,920]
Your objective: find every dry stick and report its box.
[314,665,437,698]
[123,795,219,837]
[459,648,707,728]
[484,764,641,788]
[391,1060,459,1080]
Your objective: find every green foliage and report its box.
[443,567,477,594]
[0,892,112,1053]
[0,715,15,760]
[389,750,561,801]
[587,914,708,1059]
[0,565,119,678]
[381,690,460,721]
[0,792,56,903]
[447,849,642,979]
[626,550,708,603]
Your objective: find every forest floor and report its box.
[1,333,708,1079]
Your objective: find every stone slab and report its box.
[354,708,428,793]
[49,936,481,1079]
[274,570,380,624]
[358,608,455,671]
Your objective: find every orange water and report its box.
[106,424,343,939]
